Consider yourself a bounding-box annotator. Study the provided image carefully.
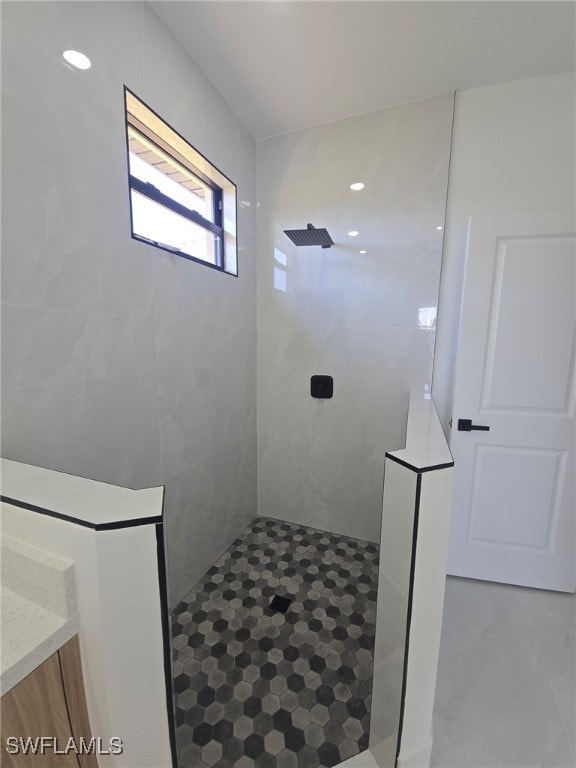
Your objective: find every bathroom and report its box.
[1,2,574,768]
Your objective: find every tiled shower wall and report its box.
[1,1,257,606]
[256,95,454,542]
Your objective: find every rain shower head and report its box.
[283,223,334,249]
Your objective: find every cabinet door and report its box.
[1,652,79,766]
[58,637,98,768]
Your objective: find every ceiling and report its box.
[151,1,576,140]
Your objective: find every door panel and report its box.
[481,235,575,412]
[468,445,565,549]
[448,212,575,592]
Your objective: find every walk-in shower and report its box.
[172,517,378,768]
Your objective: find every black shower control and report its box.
[311,375,333,399]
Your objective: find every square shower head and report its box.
[283,223,334,249]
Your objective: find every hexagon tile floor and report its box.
[171,516,379,768]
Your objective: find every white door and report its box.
[448,212,575,592]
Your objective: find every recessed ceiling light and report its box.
[350,182,365,191]
[436,225,443,231]
[239,200,251,208]
[63,50,91,70]
[347,230,359,237]
[360,250,367,254]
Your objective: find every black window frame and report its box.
[124,87,235,274]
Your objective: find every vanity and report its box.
[1,534,95,766]
[2,636,96,767]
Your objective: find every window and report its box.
[124,88,237,275]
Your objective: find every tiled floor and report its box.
[171,517,379,768]
[432,576,576,767]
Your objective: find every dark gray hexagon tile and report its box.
[180,741,202,768]
[172,517,378,768]
[296,744,317,768]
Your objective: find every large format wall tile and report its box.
[152,250,256,329]
[1,375,162,489]
[257,428,386,543]
[1,1,145,103]
[1,17,148,314]
[258,326,433,447]
[257,429,313,525]
[257,94,453,539]
[369,575,408,748]
[1,305,155,392]
[156,319,256,479]
[2,2,257,608]
[164,435,257,606]
[308,437,386,543]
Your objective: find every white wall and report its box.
[1,1,257,606]
[256,95,454,542]
[433,72,576,435]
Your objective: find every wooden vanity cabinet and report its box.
[1,636,97,767]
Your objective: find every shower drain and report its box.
[269,594,292,613]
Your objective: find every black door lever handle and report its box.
[458,418,490,432]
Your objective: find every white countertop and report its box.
[1,534,79,695]
[387,391,453,471]
[1,459,164,527]
[1,587,79,695]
